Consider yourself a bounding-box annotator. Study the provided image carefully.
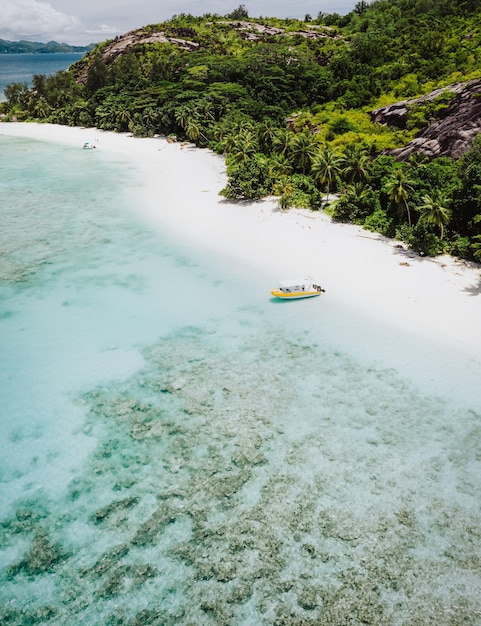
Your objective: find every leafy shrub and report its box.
[448,235,472,259]
[406,91,454,131]
[289,174,322,209]
[396,223,444,256]
[328,116,356,137]
[406,106,429,131]
[221,157,272,200]
[331,196,356,222]
[364,209,393,236]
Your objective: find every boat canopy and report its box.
[278,279,313,292]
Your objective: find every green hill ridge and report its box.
[0,39,94,54]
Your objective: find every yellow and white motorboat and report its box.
[271,278,325,300]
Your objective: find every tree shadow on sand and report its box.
[463,277,481,296]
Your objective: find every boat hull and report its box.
[271,289,321,300]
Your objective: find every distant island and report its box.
[0,39,95,54]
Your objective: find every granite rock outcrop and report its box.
[371,80,481,160]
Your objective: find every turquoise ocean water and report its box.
[0,133,480,625]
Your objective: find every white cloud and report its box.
[0,0,118,43]
[84,24,119,37]
[0,0,81,40]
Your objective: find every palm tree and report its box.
[174,104,195,131]
[228,128,258,164]
[311,144,342,203]
[385,167,415,227]
[344,182,371,204]
[272,128,295,159]
[267,153,293,178]
[33,97,51,119]
[142,107,157,128]
[257,119,278,154]
[196,99,216,124]
[418,193,451,240]
[273,176,295,211]
[289,131,319,174]
[96,102,117,130]
[116,104,132,131]
[174,104,209,143]
[340,144,371,184]
[185,118,202,142]
[216,118,254,152]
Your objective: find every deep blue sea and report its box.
[0,132,480,625]
[0,53,83,101]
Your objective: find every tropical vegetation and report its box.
[2,0,481,261]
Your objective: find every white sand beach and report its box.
[2,122,480,361]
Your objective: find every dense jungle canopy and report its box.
[2,0,481,260]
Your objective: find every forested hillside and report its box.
[2,0,481,260]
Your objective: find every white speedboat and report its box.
[271,278,325,300]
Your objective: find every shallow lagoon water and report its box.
[0,134,480,625]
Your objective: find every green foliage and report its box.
[288,132,319,174]
[418,192,451,239]
[86,52,110,93]
[406,90,455,131]
[450,135,481,236]
[311,145,342,199]
[471,234,481,262]
[364,209,393,236]
[4,82,30,110]
[331,196,357,223]
[340,144,371,184]
[4,0,481,260]
[369,154,397,188]
[332,183,377,224]
[221,156,272,200]
[274,174,322,210]
[328,116,356,137]
[385,166,415,226]
[449,235,472,259]
[397,222,444,256]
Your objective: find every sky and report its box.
[0,0,356,46]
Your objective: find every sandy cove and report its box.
[2,122,481,361]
